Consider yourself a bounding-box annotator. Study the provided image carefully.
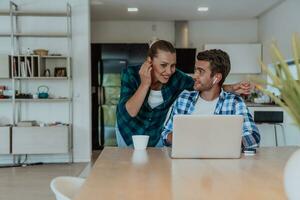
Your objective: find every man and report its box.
[161,49,260,148]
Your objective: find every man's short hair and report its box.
[196,49,231,86]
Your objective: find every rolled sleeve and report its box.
[116,66,139,145]
[161,100,180,146]
[234,98,261,148]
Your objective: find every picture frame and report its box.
[54,67,67,77]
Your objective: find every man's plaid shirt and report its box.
[116,65,194,146]
[162,89,260,148]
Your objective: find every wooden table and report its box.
[74,147,298,200]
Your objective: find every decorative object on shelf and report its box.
[16,93,32,99]
[54,67,67,77]
[254,33,300,200]
[32,93,38,99]
[50,53,62,56]
[26,48,32,55]
[0,86,5,98]
[3,89,14,97]
[33,49,48,56]
[44,69,51,77]
[37,85,49,99]
[17,120,37,127]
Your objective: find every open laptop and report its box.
[171,115,243,159]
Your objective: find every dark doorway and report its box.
[91,43,148,150]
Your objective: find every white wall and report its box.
[70,0,91,162]
[91,19,259,83]
[189,20,258,51]
[91,19,258,46]
[188,20,259,84]
[258,0,300,64]
[0,0,91,163]
[91,20,175,44]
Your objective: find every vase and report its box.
[284,148,300,200]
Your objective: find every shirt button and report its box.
[149,118,152,121]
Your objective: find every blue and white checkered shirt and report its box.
[162,89,260,148]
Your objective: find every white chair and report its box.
[50,176,85,200]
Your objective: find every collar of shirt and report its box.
[187,88,227,114]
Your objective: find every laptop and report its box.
[171,115,243,159]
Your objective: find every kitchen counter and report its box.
[246,102,280,107]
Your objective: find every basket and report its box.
[33,49,49,56]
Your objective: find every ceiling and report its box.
[91,0,285,21]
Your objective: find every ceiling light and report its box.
[128,7,138,12]
[198,7,209,12]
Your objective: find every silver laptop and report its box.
[171,115,243,159]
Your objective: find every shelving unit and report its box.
[14,77,68,80]
[15,98,72,102]
[0,1,73,162]
[0,10,68,17]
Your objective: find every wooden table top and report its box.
[74,147,299,200]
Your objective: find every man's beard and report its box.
[194,84,212,92]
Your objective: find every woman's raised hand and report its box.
[139,57,152,87]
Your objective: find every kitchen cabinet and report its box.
[12,126,69,154]
[248,106,300,147]
[0,126,10,154]
[204,44,262,74]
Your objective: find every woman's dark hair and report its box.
[148,40,176,59]
[196,49,231,86]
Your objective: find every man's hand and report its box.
[167,132,173,145]
[224,81,252,95]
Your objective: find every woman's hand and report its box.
[224,81,253,95]
[232,81,252,95]
[125,58,153,117]
[139,57,152,87]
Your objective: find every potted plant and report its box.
[255,33,300,200]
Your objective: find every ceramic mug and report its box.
[132,135,149,150]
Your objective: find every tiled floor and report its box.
[0,151,101,200]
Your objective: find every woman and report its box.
[116,40,249,147]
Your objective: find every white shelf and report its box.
[0,99,12,102]
[0,10,69,17]
[15,98,72,102]
[0,33,10,37]
[13,55,39,57]
[14,77,69,80]
[0,33,69,37]
[9,55,68,58]
[41,56,68,59]
[0,11,9,16]
[14,33,69,38]
[1,98,71,102]
[1,77,70,80]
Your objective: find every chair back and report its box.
[50,176,85,200]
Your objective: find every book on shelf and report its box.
[18,57,21,77]
[26,58,33,77]
[20,61,27,77]
[13,57,17,77]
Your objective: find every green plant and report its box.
[255,33,300,128]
